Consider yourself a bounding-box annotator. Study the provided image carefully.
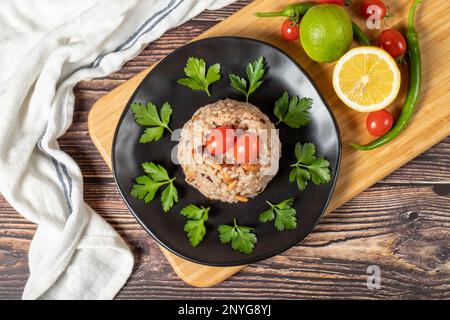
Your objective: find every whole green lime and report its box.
[300,4,353,63]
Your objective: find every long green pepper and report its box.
[351,0,423,150]
[255,3,371,45]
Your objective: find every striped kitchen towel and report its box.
[0,0,236,300]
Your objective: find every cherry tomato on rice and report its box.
[366,110,394,137]
[361,0,387,20]
[234,133,260,164]
[206,126,235,156]
[378,29,407,58]
[281,18,299,41]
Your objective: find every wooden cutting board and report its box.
[88,0,450,287]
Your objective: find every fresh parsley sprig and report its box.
[180,205,210,247]
[289,143,332,191]
[274,91,312,128]
[131,162,178,212]
[229,56,266,102]
[218,218,257,254]
[259,198,297,231]
[177,57,221,96]
[131,102,173,143]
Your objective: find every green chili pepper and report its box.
[351,0,422,151]
[255,2,371,45]
[352,21,371,46]
[254,3,315,19]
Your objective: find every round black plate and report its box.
[112,37,341,266]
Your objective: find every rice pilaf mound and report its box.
[177,99,281,203]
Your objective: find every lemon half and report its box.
[332,46,401,112]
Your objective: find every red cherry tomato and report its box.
[366,110,393,137]
[361,0,387,20]
[206,126,235,156]
[234,133,260,164]
[378,29,407,58]
[317,0,346,5]
[281,19,299,41]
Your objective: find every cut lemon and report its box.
[332,46,401,112]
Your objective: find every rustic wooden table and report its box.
[0,0,449,299]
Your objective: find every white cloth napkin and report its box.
[0,0,236,300]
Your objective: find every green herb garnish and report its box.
[131,162,178,212]
[180,205,210,247]
[177,57,221,96]
[229,56,265,102]
[131,102,173,143]
[218,218,257,254]
[274,91,312,128]
[289,143,332,191]
[259,198,297,231]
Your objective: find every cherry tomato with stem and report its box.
[361,0,391,20]
[366,110,394,137]
[234,133,260,164]
[281,18,299,41]
[206,126,235,156]
[378,29,407,59]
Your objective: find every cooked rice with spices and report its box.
[177,99,281,203]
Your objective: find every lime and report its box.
[300,4,353,63]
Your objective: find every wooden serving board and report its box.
[88,0,450,287]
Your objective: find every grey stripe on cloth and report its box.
[60,163,73,202]
[37,138,74,214]
[51,158,73,214]
[119,0,183,51]
[92,0,181,68]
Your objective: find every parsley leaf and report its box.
[131,162,178,212]
[289,167,310,191]
[289,143,332,191]
[180,205,210,247]
[295,142,316,164]
[218,218,257,254]
[229,75,247,97]
[177,57,221,96]
[180,204,209,220]
[217,225,235,243]
[131,102,173,143]
[142,162,169,181]
[161,183,178,212]
[274,91,312,128]
[130,176,163,204]
[184,220,206,247]
[229,56,265,102]
[259,198,297,231]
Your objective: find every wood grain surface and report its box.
[0,0,449,299]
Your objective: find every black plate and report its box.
[112,37,341,266]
